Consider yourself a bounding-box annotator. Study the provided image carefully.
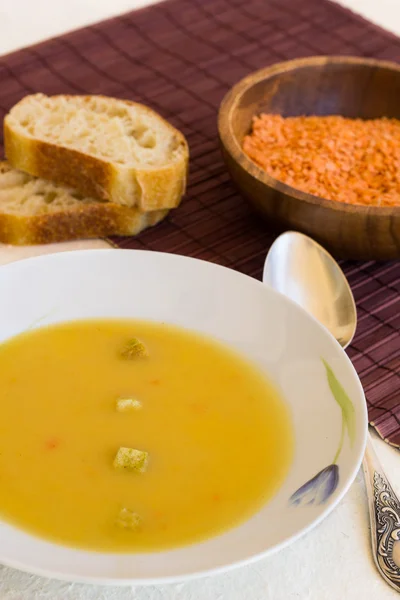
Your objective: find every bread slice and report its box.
[4,94,189,211]
[0,162,168,245]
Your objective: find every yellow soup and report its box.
[0,319,293,552]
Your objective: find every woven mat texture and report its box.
[0,0,399,444]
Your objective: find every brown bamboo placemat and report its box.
[0,0,399,445]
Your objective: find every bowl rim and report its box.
[218,54,400,217]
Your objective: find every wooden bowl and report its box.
[218,56,400,260]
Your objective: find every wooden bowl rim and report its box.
[218,55,400,217]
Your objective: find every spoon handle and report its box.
[363,434,400,592]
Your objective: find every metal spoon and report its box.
[263,231,400,593]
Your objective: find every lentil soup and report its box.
[0,319,293,552]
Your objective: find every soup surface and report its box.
[0,319,293,552]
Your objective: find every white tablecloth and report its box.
[0,1,399,598]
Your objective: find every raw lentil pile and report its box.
[242,114,400,207]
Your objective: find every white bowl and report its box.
[0,249,367,585]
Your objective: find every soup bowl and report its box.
[0,249,367,584]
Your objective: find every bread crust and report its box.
[0,161,168,245]
[4,94,189,212]
[0,201,168,245]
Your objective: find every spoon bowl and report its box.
[263,231,357,349]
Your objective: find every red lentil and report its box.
[242,114,400,207]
